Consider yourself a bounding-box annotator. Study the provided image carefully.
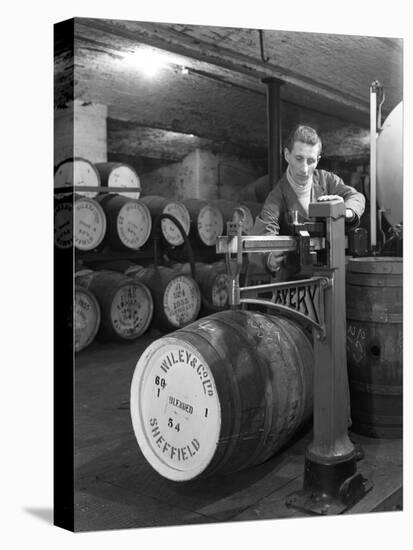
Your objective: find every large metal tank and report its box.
[376,101,403,226]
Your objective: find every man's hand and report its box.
[317,195,344,202]
[317,195,355,220]
[266,251,286,273]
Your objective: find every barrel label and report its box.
[110,284,152,337]
[54,202,73,249]
[108,166,141,199]
[74,199,106,250]
[211,273,229,307]
[132,340,221,478]
[198,206,223,246]
[148,417,200,462]
[159,348,214,397]
[163,277,200,326]
[117,202,151,249]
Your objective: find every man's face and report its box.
[284,141,320,184]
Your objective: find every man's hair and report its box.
[285,125,322,154]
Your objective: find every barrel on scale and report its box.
[346,257,402,438]
[130,310,313,481]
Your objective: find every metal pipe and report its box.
[262,77,284,191]
[370,81,379,251]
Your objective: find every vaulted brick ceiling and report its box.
[54,18,403,163]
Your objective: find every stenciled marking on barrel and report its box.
[74,201,104,248]
[347,324,367,364]
[111,286,147,335]
[148,417,200,462]
[118,203,150,248]
[158,347,214,397]
[141,341,220,470]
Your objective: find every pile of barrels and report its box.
[74,260,235,352]
[54,158,262,254]
[55,158,262,353]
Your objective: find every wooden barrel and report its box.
[74,195,107,251]
[54,198,73,249]
[95,162,141,200]
[183,199,224,247]
[240,174,270,203]
[210,199,239,234]
[128,265,201,331]
[172,261,229,312]
[96,194,152,250]
[346,257,403,438]
[140,196,191,246]
[76,270,154,341]
[74,285,101,352]
[130,310,313,481]
[232,201,262,234]
[54,157,101,198]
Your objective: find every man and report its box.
[251,125,365,276]
[251,125,365,459]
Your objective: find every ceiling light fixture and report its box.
[125,49,169,77]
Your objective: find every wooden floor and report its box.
[74,332,403,532]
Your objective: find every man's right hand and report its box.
[266,251,286,273]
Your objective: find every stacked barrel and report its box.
[55,157,264,352]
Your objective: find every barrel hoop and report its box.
[176,321,243,474]
[195,313,273,472]
[351,411,403,425]
[350,421,403,438]
[347,309,402,323]
[350,380,403,396]
[347,258,403,275]
[346,273,403,287]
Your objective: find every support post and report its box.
[286,200,371,515]
[262,77,284,191]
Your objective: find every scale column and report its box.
[286,199,370,515]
